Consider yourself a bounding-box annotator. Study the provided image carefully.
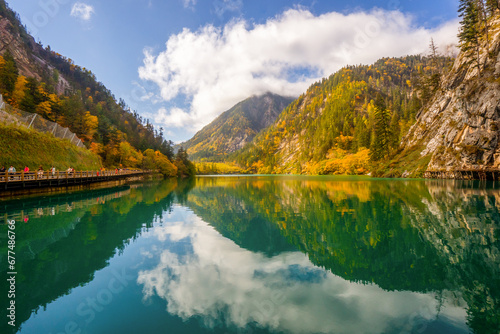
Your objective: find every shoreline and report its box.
[0,173,164,200]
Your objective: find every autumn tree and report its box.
[10,75,28,108]
[35,101,52,119]
[118,141,143,167]
[142,149,177,177]
[82,111,99,141]
[142,149,157,170]
[155,150,177,177]
[90,142,104,157]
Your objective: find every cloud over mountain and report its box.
[139,8,458,131]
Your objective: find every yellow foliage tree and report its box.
[10,75,28,108]
[83,111,99,141]
[119,141,143,168]
[90,142,104,156]
[37,84,50,100]
[154,150,177,177]
[36,101,53,120]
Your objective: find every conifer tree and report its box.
[0,51,18,98]
[476,0,490,48]
[427,38,441,93]
[458,0,482,75]
[370,95,391,161]
[485,0,500,13]
[370,107,391,161]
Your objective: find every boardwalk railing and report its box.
[0,169,142,183]
[0,169,147,192]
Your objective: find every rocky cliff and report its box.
[0,6,70,94]
[403,15,500,171]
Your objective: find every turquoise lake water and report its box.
[0,176,499,334]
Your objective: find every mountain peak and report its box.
[181,93,295,161]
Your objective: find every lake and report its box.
[1,176,499,334]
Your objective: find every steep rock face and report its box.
[181,92,294,161]
[0,11,70,94]
[403,16,500,171]
[0,17,42,80]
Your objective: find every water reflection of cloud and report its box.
[137,214,468,334]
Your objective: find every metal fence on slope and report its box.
[0,94,85,148]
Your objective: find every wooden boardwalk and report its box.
[0,169,146,192]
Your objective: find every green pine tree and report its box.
[458,0,482,75]
[0,51,18,98]
[370,106,391,161]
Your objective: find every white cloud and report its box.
[214,0,243,17]
[154,107,195,128]
[70,2,95,21]
[137,214,468,333]
[139,8,459,132]
[182,0,196,9]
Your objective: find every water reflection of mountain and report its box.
[404,180,500,334]
[1,176,498,334]
[0,180,181,334]
[187,176,500,333]
[185,179,296,256]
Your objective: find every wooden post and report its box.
[21,171,24,182]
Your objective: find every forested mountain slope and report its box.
[232,55,453,174]
[0,1,173,168]
[181,93,294,161]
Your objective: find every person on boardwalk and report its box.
[8,165,16,180]
[0,166,5,181]
[24,166,30,180]
[37,166,44,178]
[51,166,56,177]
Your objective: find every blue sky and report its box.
[8,0,460,142]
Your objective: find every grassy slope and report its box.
[0,123,101,170]
[372,145,431,178]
